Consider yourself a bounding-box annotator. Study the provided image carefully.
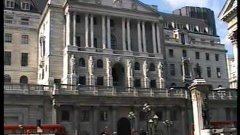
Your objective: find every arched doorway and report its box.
[112,63,125,87]
[117,117,131,135]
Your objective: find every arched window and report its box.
[79,58,85,67]
[149,63,155,71]
[97,59,103,68]
[4,74,11,83]
[20,76,28,84]
[111,35,117,50]
[134,62,140,70]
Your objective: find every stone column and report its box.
[73,106,79,135]
[92,107,99,135]
[85,14,89,47]
[66,12,71,46]
[142,60,149,88]
[90,14,94,48]
[127,19,131,51]
[142,22,147,52]
[157,62,165,88]
[122,18,126,51]
[88,56,95,85]
[156,24,161,54]
[112,107,117,132]
[137,21,142,53]
[102,16,106,49]
[106,57,112,86]
[152,22,157,54]
[73,12,76,46]
[126,59,133,87]
[107,16,111,49]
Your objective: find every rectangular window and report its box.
[170,110,177,121]
[76,36,81,47]
[150,80,156,88]
[182,50,187,57]
[207,67,211,78]
[76,15,81,23]
[134,79,141,88]
[5,33,12,43]
[170,64,175,76]
[94,38,97,48]
[4,15,14,23]
[100,111,108,121]
[215,54,219,61]
[21,53,28,66]
[216,67,221,78]
[61,110,70,121]
[169,49,174,57]
[180,33,185,45]
[195,52,200,59]
[21,35,29,44]
[110,19,115,27]
[94,17,97,25]
[4,52,11,65]
[81,110,90,121]
[79,76,86,85]
[96,77,104,86]
[21,1,30,10]
[21,18,29,25]
[205,53,210,60]
[5,0,15,8]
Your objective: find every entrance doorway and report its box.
[112,63,125,87]
[117,117,131,135]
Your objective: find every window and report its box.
[21,1,30,10]
[20,76,28,84]
[169,49,174,57]
[81,110,90,121]
[21,35,29,44]
[76,36,81,47]
[4,52,11,65]
[170,110,177,121]
[215,54,219,61]
[225,108,231,121]
[76,15,81,23]
[78,76,86,85]
[96,77,104,86]
[111,35,117,49]
[5,15,14,23]
[216,67,221,78]
[134,62,140,70]
[5,0,15,8]
[205,53,210,60]
[207,67,211,78]
[110,19,115,27]
[94,17,97,25]
[61,110,70,121]
[21,53,28,66]
[149,63,155,71]
[21,18,29,25]
[94,38,97,48]
[42,69,44,79]
[97,59,103,68]
[100,111,108,121]
[4,74,11,83]
[5,33,12,43]
[134,79,141,88]
[182,50,187,57]
[79,58,85,67]
[150,80,156,88]
[180,33,185,45]
[195,52,200,59]
[170,64,175,76]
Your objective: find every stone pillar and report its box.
[107,16,111,49]
[66,11,71,46]
[85,14,89,47]
[189,79,212,135]
[156,24,161,54]
[152,22,157,54]
[102,16,106,49]
[92,107,99,135]
[106,57,112,86]
[122,18,126,51]
[88,56,95,85]
[137,21,142,53]
[90,14,94,48]
[51,99,57,124]
[157,62,165,88]
[112,107,117,132]
[126,59,133,87]
[142,22,146,52]
[73,12,76,46]
[73,106,79,135]
[142,60,149,88]
[127,19,131,51]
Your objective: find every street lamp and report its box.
[153,115,159,135]
[128,111,136,133]
[163,120,173,135]
[142,102,151,135]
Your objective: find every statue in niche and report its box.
[143,61,148,78]
[70,54,76,74]
[127,59,133,78]
[88,56,94,76]
[157,62,164,78]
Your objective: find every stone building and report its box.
[4,0,237,135]
[219,0,238,88]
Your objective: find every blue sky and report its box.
[139,0,233,55]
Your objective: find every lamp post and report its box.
[143,102,151,135]
[128,111,136,134]
[153,115,159,135]
[163,120,173,135]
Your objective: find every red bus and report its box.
[4,124,67,135]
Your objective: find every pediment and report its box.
[76,0,159,14]
[218,0,237,19]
